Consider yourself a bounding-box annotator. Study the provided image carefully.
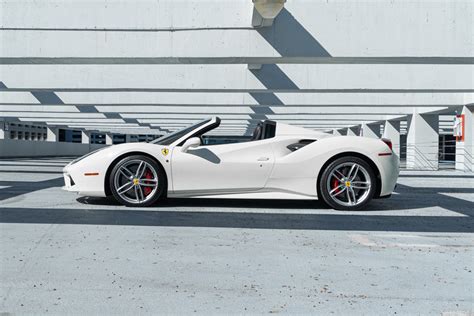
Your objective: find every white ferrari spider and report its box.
[63,117,399,210]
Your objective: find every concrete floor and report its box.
[0,157,473,315]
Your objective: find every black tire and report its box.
[109,155,166,207]
[319,156,376,211]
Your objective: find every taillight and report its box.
[381,138,392,151]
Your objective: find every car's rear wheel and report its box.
[319,156,376,210]
[109,155,165,207]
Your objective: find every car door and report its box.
[170,139,275,193]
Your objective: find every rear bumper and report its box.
[376,153,399,197]
[377,193,392,199]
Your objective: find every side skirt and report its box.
[168,188,317,200]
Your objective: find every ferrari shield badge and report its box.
[161,148,169,156]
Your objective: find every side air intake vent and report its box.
[287,139,315,152]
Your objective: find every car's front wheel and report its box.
[109,155,165,207]
[319,156,376,211]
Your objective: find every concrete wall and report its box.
[0,139,106,158]
[2,1,472,57]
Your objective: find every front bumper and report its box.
[62,172,75,191]
[62,162,107,197]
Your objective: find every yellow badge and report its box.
[345,181,351,187]
[161,148,169,156]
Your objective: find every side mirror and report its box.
[181,137,201,152]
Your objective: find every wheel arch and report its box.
[316,151,382,199]
[104,151,168,197]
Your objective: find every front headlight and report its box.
[69,147,106,165]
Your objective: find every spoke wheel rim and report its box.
[326,162,371,207]
[114,159,159,204]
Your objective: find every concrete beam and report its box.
[1,65,473,91]
[406,113,439,170]
[251,1,286,27]
[1,57,473,65]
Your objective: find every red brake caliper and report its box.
[143,169,153,196]
[332,178,340,194]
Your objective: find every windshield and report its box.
[151,119,211,145]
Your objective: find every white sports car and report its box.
[63,117,399,210]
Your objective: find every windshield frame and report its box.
[151,118,212,146]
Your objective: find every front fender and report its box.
[63,143,173,197]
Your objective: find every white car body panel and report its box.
[63,117,399,201]
[170,139,275,192]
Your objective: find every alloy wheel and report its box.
[325,162,372,207]
[113,159,159,204]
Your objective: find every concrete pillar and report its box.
[455,105,474,172]
[46,126,58,142]
[81,130,90,144]
[361,122,381,139]
[105,133,113,145]
[406,113,439,170]
[0,121,8,140]
[347,126,360,136]
[125,134,133,143]
[383,120,401,157]
[332,129,344,136]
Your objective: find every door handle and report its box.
[257,157,270,161]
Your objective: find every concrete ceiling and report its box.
[0,0,472,136]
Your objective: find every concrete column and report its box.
[0,121,8,140]
[361,122,381,139]
[46,126,58,142]
[455,105,474,172]
[105,133,113,145]
[81,130,90,144]
[406,113,439,170]
[332,129,344,136]
[347,126,360,136]
[125,134,133,143]
[383,120,401,157]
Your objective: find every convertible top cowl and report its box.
[275,122,331,139]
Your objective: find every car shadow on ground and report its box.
[1,176,473,233]
[1,204,472,233]
[77,195,327,210]
[75,183,474,218]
